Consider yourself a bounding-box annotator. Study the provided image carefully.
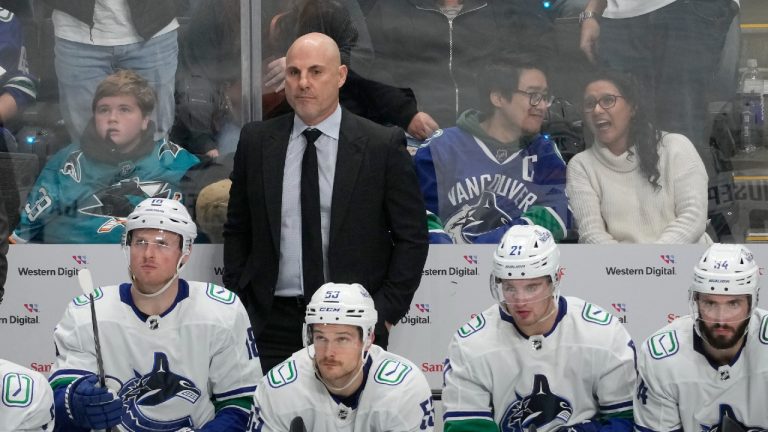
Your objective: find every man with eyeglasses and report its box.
[442,225,636,432]
[249,282,434,431]
[49,197,261,431]
[414,54,572,244]
[634,243,768,431]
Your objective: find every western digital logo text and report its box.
[0,305,40,326]
[401,304,432,326]
[604,266,676,277]
[422,267,478,277]
[18,266,81,278]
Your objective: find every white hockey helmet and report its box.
[122,198,197,255]
[490,225,561,304]
[304,283,378,351]
[689,243,759,319]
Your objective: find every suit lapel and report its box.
[330,111,366,245]
[263,116,293,252]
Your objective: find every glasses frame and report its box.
[583,94,626,112]
[513,89,555,107]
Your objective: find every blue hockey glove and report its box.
[65,374,122,429]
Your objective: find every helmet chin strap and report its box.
[312,337,372,394]
[128,254,186,299]
[504,293,559,327]
[532,297,558,326]
[694,315,750,350]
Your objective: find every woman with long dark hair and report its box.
[566,70,710,243]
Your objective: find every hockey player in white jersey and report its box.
[49,198,261,431]
[443,225,635,432]
[249,282,435,432]
[0,359,55,430]
[635,244,768,431]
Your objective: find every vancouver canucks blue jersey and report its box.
[0,7,36,109]
[414,127,571,243]
[12,139,199,243]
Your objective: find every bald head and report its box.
[287,33,343,68]
[284,32,348,125]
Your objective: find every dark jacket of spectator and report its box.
[41,0,177,40]
[367,0,554,127]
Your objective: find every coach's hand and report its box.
[66,375,122,429]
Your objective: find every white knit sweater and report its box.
[566,133,711,244]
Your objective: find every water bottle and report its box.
[739,59,763,152]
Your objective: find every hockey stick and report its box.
[290,416,308,432]
[78,268,112,432]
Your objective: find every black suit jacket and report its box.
[223,109,428,335]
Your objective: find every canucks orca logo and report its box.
[500,374,573,432]
[700,404,767,432]
[118,352,202,431]
[445,191,512,244]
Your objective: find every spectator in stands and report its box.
[174,0,432,165]
[566,70,710,244]
[414,55,572,244]
[366,0,555,128]
[0,6,37,231]
[578,0,738,175]
[12,70,199,244]
[43,0,179,141]
[0,6,37,144]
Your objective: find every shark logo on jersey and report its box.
[445,191,512,244]
[79,178,174,219]
[500,374,573,432]
[77,178,177,233]
[700,404,767,432]
[118,352,202,431]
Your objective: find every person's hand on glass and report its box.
[579,18,600,64]
[264,56,286,93]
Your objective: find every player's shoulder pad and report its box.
[72,287,105,307]
[373,357,414,386]
[457,313,487,338]
[646,329,680,360]
[267,359,299,389]
[204,283,237,305]
[1,370,36,407]
[580,302,614,326]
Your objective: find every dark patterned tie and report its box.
[301,128,324,297]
